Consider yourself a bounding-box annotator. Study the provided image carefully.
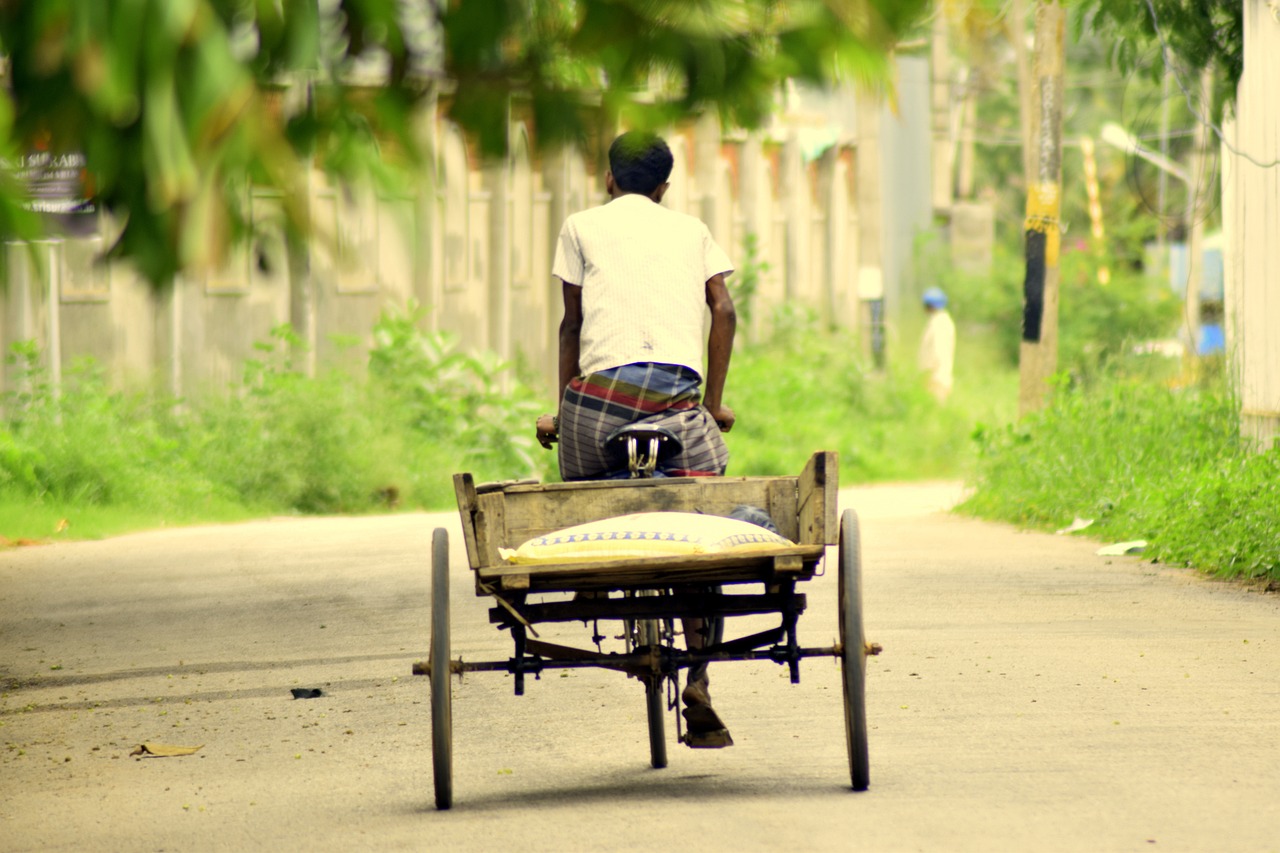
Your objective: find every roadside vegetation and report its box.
[959,368,1279,583]
[928,243,1279,585]
[0,304,550,541]
[3,248,1273,586]
[0,297,1011,544]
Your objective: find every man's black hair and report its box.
[608,131,673,196]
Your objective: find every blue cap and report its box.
[922,287,948,308]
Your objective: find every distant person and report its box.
[918,287,956,403]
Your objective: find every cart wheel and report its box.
[838,509,870,791]
[640,630,668,769]
[429,527,453,809]
[634,598,668,769]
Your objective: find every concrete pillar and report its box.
[486,155,511,365]
[855,90,886,365]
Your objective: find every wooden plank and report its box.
[498,476,798,546]
[501,573,530,591]
[767,478,800,542]
[452,473,482,570]
[797,451,839,545]
[473,492,506,568]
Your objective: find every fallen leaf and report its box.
[1056,517,1095,535]
[129,743,204,757]
[1096,540,1147,556]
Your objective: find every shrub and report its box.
[958,376,1279,581]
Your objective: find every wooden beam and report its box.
[452,473,481,570]
[798,450,839,545]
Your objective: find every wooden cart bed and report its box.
[453,451,838,593]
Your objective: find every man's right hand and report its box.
[708,404,735,433]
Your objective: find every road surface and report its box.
[2,483,1278,852]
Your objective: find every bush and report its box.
[958,376,1279,581]
[1,343,228,512]
[0,304,558,520]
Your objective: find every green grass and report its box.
[10,299,1272,585]
[0,497,260,544]
[0,308,557,544]
[957,367,1280,582]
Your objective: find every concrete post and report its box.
[1018,1,1064,417]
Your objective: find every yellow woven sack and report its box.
[499,511,792,565]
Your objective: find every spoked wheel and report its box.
[640,620,668,769]
[627,590,668,769]
[838,509,870,791]
[429,528,453,809]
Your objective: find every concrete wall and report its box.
[1,93,929,400]
[1224,1,1280,449]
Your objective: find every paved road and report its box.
[2,483,1279,852]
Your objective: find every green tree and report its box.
[0,0,929,284]
[1072,0,1238,110]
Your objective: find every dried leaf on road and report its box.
[1056,517,1095,535]
[129,743,204,757]
[1096,540,1147,556]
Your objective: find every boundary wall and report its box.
[1,111,886,400]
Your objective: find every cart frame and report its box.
[412,451,873,809]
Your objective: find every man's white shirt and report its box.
[552,194,733,378]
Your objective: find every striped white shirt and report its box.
[552,194,733,378]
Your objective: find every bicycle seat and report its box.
[605,423,683,478]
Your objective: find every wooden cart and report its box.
[412,451,873,809]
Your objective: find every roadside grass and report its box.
[957,364,1280,583]
[0,498,260,544]
[0,307,557,543]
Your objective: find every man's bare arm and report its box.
[703,272,736,431]
[536,281,583,447]
[558,282,584,411]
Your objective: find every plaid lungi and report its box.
[558,362,729,481]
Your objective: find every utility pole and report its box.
[1018,1,1065,416]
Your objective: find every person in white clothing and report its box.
[918,287,956,403]
[536,131,737,480]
